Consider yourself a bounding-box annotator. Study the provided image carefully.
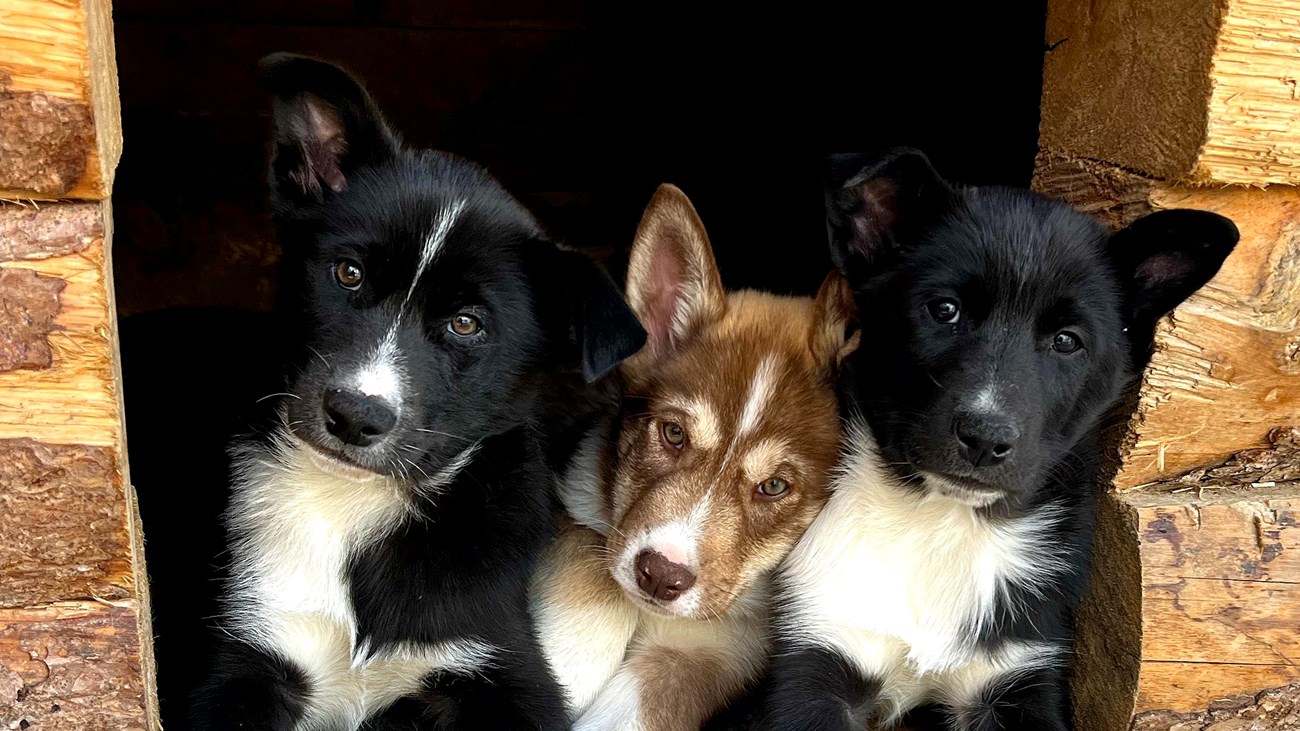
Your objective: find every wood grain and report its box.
[1129,488,1300,715]
[0,198,157,726]
[0,201,101,261]
[1073,490,1143,731]
[1034,154,1300,488]
[0,267,64,371]
[0,440,131,608]
[1040,0,1300,185]
[1131,681,1300,730]
[0,202,121,447]
[0,601,149,731]
[1197,0,1300,185]
[0,0,121,199]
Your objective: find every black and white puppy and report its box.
[758,149,1239,730]
[191,54,645,731]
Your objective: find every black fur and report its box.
[758,148,1238,729]
[192,643,311,730]
[192,53,644,730]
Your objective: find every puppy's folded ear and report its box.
[811,270,861,371]
[1108,208,1240,344]
[624,184,727,363]
[826,148,954,280]
[553,248,647,383]
[259,53,399,209]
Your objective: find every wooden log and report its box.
[1040,0,1300,185]
[1,602,150,731]
[1033,153,1300,488]
[1074,430,1300,730]
[0,202,123,445]
[1130,683,1300,731]
[0,0,121,200]
[0,200,157,729]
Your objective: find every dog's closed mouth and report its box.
[298,436,387,482]
[921,470,1006,506]
[931,472,998,491]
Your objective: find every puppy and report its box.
[533,184,859,731]
[191,54,644,730]
[759,148,1239,730]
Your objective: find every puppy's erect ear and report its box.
[826,148,954,280]
[1108,209,1239,336]
[624,184,726,360]
[259,53,399,207]
[811,269,861,370]
[552,247,647,383]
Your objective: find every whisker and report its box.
[306,346,331,368]
[413,428,473,443]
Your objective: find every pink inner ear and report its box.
[1136,252,1191,286]
[862,178,899,231]
[642,242,684,351]
[295,96,349,193]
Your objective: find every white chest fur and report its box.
[780,424,1068,721]
[225,436,493,730]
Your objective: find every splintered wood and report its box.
[1041,0,1300,185]
[1034,154,1300,489]
[0,201,156,730]
[0,0,121,199]
[1038,0,1300,728]
[1074,456,1300,730]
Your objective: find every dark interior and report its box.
[113,1,1050,723]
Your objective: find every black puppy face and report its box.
[262,54,645,479]
[828,149,1238,507]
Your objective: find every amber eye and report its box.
[757,477,790,498]
[448,313,482,337]
[662,421,686,449]
[334,259,363,290]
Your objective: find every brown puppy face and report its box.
[605,185,858,619]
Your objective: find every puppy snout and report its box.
[634,549,697,602]
[323,388,397,447]
[954,411,1020,467]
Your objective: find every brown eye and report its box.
[448,313,482,337]
[662,421,686,449]
[757,477,790,498]
[335,259,364,290]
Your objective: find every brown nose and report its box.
[635,549,697,602]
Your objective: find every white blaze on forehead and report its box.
[353,325,402,403]
[348,199,467,408]
[737,354,780,438]
[716,353,782,479]
[403,199,467,309]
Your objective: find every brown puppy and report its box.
[533,184,857,730]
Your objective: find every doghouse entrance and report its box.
[111,5,1044,725]
[8,0,1297,729]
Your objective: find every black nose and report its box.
[634,549,697,602]
[322,389,397,447]
[954,412,1020,467]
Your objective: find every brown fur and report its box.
[532,184,857,729]
[608,185,855,620]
